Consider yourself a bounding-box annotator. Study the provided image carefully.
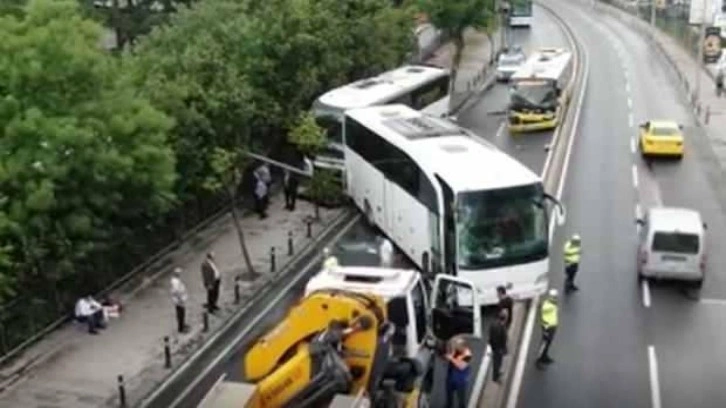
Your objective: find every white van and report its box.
[636,207,707,288]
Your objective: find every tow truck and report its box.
[199,266,486,407]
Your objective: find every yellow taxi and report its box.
[639,120,684,159]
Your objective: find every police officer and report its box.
[536,289,558,368]
[563,234,582,292]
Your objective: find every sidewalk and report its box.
[598,1,726,178]
[0,193,341,408]
[425,27,503,114]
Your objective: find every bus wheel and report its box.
[364,199,375,227]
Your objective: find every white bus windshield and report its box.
[511,0,533,17]
[456,183,547,269]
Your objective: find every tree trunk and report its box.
[226,187,256,278]
[484,31,495,65]
[447,31,466,112]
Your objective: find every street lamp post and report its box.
[695,3,707,104]
[650,0,656,26]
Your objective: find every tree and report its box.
[288,112,327,159]
[203,148,255,277]
[416,0,497,96]
[0,0,25,17]
[131,0,259,274]
[0,0,175,304]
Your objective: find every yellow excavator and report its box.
[201,289,422,408]
[199,266,485,408]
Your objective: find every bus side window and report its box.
[411,76,449,109]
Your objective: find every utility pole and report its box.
[650,0,656,26]
[501,1,511,50]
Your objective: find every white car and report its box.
[496,47,527,82]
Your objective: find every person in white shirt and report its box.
[379,238,394,268]
[323,247,339,272]
[171,267,190,333]
[75,296,105,334]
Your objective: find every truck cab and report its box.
[305,266,485,406]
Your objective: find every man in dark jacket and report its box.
[496,285,514,329]
[489,311,509,383]
[283,169,299,211]
[201,252,221,313]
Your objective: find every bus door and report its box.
[435,175,457,276]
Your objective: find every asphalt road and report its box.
[458,4,568,175]
[181,6,573,406]
[517,1,726,407]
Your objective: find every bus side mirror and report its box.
[543,193,566,226]
[635,218,645,226]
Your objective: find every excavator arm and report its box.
[240,290,388,407]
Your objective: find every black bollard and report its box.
[288,231,294,256]
[164,336,171,369]
[118,375,127,408]
[234,277,241,304]
[202,310,209,332]
[270,247,276,273]
[306,219,312,238]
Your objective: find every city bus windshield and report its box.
[456,183,548,269]
[314,113,344,146]
[511,0,533,17]
[510,82,557,110]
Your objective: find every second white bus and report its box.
[310,65,450,173]
[342,104,565,305]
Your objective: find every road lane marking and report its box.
[506,298,538,408]
[496,122,506,140]
[632,165,639,188]
[648,346,663,408]
[629,112,634,127]
[198,373,228,406]
[631,138,636,153]
[700,298,726,306]
[625,81,631,95]
[635,203,642,219]
[627,96,633,109]
[642,280,651,308]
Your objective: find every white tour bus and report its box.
[509,0,534,27]
[310,65,450,173]
[342,104,565,305]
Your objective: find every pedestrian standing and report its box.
[379,237,394,268]
[496,286,514,329]
[489,311,509,383]
[445,336,472,408]
[170,268,190,334]
[563,234,582,293]
[254,176,268,219]
[201,252,221,313]
[535,289,559,368]
[283,169,299,211]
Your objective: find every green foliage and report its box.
[0,0,25,17]
[0,0,175,291]
[288,112,327,158]
[417,0,497,37]
[202,147,246,196]
[306,169,344,207]
[130,0,256,200]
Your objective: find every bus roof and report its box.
[314,65,449,113]
[345,104,540,192]
[511,48,572,83]
[305,266,420,300]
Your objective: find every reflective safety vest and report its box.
[563,240,581,265]
[541,299,558,329]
